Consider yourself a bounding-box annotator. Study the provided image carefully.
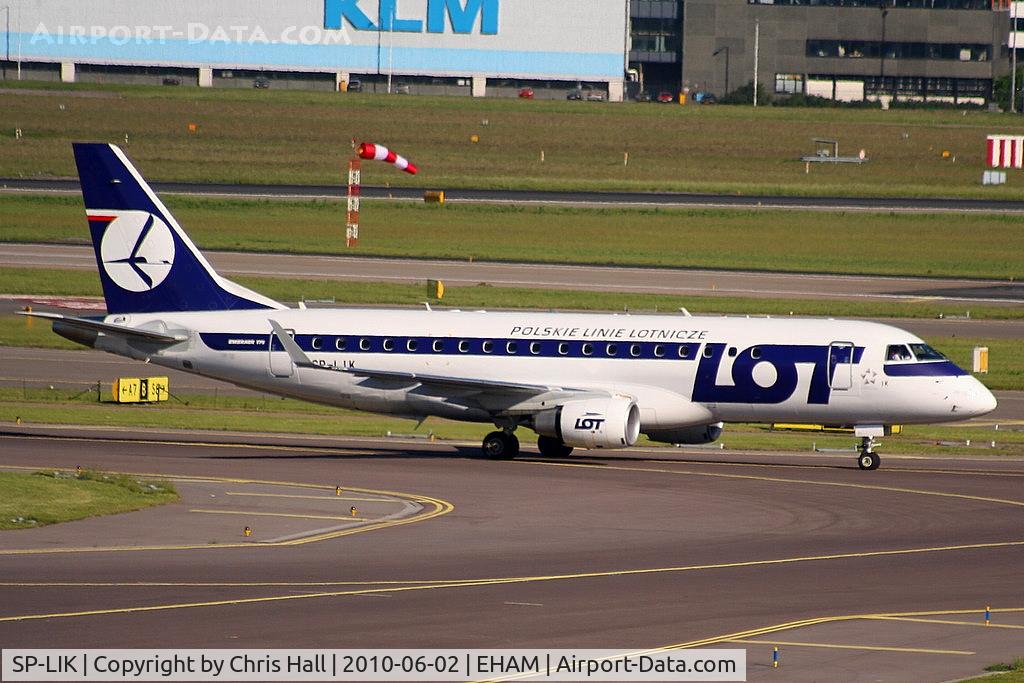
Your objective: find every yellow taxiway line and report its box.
[2,541,1023,623]
[865,615,1024,630]
[727,639,974,656]
[0,464,453,555]
[521,460,1024,509]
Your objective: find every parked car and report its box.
[347,79,363,92]
[567,85,605,101]
[518,87,535,99]
[693,91,718,105]
[394,83,410,94]
[656,91,676,103]
[162,77,181,86]
[634,91,651,102]
[253,77,270,89]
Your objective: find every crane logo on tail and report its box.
[98,211,175,292]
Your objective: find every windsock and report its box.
[356,142,418,175]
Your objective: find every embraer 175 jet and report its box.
[23,144,998,470]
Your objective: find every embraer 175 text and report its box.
[22,144,998,470]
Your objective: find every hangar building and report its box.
[0,0,1014,104]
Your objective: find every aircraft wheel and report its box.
[857,451,880,471]
[482,431,520,460]
[536,435,574,458]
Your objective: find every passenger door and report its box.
[829,341,855,393]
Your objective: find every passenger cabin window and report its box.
[630,344,642,358]
[335,338,347,351]
[885,344,913,362]
[383,339,395,352]
[529,342,541,355]
[606,344,618,357]
[458,340,470,353]
[582,343,594,356]
[506,341,518,354]
[558,342,569,356]
[482,341,494,354]
[311,337,322,350]
[432,340,444,353]
[359,338,371,351]
[910,343,945,361]
[654,345,665,358]
[407,339,418,352]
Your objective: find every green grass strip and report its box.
[0,470,178,530]
[4,194,1024,280]
[4,83,1024,200]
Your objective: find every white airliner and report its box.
[23,144,998,470]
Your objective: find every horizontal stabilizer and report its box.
[17,311,187,343]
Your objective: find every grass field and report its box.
[2,387,1020,458]
[4,194,1024,280]
[0,469,177,530]
[1,81,1022,198]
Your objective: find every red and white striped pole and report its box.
[346,158,361,248]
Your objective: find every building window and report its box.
[808,40,992,62]
[752,0,994,8]
[776,74,804,94]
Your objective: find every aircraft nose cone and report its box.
[958,377,997,418]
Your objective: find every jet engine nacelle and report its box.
[645,422,724,445]
[535,397,641,449]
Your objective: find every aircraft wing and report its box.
[17,311,188,343]
[268,319,604,402]
[343,367,566,394]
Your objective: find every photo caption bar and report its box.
[2,649,746,682]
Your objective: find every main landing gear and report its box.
[482,430,520,460]
[536,435,574,458]
[857,436,881,471]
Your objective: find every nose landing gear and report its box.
[857,436,881,471]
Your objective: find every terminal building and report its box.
[0,0,1015,105]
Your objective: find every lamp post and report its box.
[1012,13,1018,113]
[1,5,9,82]
[879,2,889,101]
[713,45,730,96]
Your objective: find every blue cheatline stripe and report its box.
[883,361,967,377]
[15,33,624,78]
[200,333,705,361]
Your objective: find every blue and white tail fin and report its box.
[73,143,285,314]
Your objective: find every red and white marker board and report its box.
[987,135,1024,169]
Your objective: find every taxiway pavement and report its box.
[1,428,1022,682]
[4,242,1024,307]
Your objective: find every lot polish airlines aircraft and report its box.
[23,144,998,470]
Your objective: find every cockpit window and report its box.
[909,343,946,362]
[885,344,913,362]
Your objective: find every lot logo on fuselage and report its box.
[99,211,175,293]
[325,0,499,34]
[693,343,863,405]
[574,413,605,431]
